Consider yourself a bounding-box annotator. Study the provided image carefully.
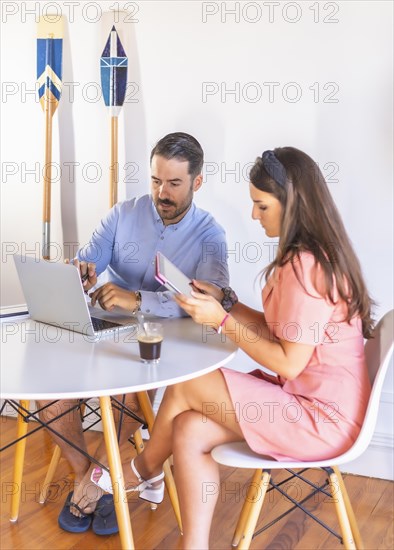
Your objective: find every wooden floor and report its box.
[0,417,393,550]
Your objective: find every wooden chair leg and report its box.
[133,428,145,454]
[328,469,357,550]
[232,469,263,547]
[333,466,364,549]
[237,470,271,550]
[39,445,62,503]
[137,391,183,533]
[10,400,30,522]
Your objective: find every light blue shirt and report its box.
[78,195,229,317]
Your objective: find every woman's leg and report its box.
[129,369,244,480]
[93,370,244,546]
[173,410,243,549]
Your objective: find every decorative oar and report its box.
[37,16,64,260]
[100,25,128,207]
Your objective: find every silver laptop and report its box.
[13,254,137,341]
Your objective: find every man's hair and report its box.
[150,132,204,180]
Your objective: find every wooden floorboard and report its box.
[0,417,393,549]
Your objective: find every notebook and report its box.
[155,252,192,295]
[13,254,137,341]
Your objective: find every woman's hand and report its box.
[190,280,223,302]
[174,290,227,327]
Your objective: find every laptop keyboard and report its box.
[91,316,122,331]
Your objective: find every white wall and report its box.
[1,1,393,478]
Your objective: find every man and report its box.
[36,132,229,535]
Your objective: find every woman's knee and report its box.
[172,410,206,452]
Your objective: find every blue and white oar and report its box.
[37,16,64,260]
[100,25,128,207]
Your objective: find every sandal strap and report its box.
[66,497,90,519]
[130,458,164,486]
[130,458,144,483]
[146,471,165,485]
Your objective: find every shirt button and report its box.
[152,260,155,265]
[160,236,164,240]
[146,309,151,313]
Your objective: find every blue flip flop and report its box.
[58,491,93,533]
[92,494,119,536]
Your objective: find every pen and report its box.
[70,259,89,283]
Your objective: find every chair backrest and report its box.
[365,310,394,386]
[342,310,394,462]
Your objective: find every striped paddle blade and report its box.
[100,25,128,116]
[37,17,63,114]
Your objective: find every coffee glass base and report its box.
[140,358,161,364]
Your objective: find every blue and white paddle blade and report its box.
[100,25,128,116]
[37,16,64,112]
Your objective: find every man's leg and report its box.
[36,399,90,485]
[70,391,153,513]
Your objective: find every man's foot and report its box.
[58,491,93,533]
[69,467,104,517]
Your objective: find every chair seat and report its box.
[211,441,358,470]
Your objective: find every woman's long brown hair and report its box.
[250,147,374,338]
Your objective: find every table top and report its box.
[1,313,238,400]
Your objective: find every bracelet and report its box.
[132,290,142,313]
[217,313,230,334]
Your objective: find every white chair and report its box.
[211,310,394,550]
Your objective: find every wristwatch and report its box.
[221,287,238,312]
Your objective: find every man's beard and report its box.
[155,193,193,221]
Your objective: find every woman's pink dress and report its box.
[221,252,371,461]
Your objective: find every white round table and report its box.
[1,315,237,549]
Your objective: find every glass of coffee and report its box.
[137,322,163,364]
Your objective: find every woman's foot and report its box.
[91,456,165,503]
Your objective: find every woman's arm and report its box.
[175,291,315,381]
[191,279,274,341]
[229,303,274,340]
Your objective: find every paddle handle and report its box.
[42,89,54,260]
[110,116,118,207]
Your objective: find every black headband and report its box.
[261,150,287,187]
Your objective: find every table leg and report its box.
[10,400,30,522]
[137,391,183,533]
[99,396,135,550]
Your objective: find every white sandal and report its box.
[90,459,165,504]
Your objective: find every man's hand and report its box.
[89,283,137,311]
[65,259,97,291]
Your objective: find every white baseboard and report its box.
[341,431,393,480]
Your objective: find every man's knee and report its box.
[36,399,80,423]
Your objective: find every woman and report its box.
[92,147,373,549]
